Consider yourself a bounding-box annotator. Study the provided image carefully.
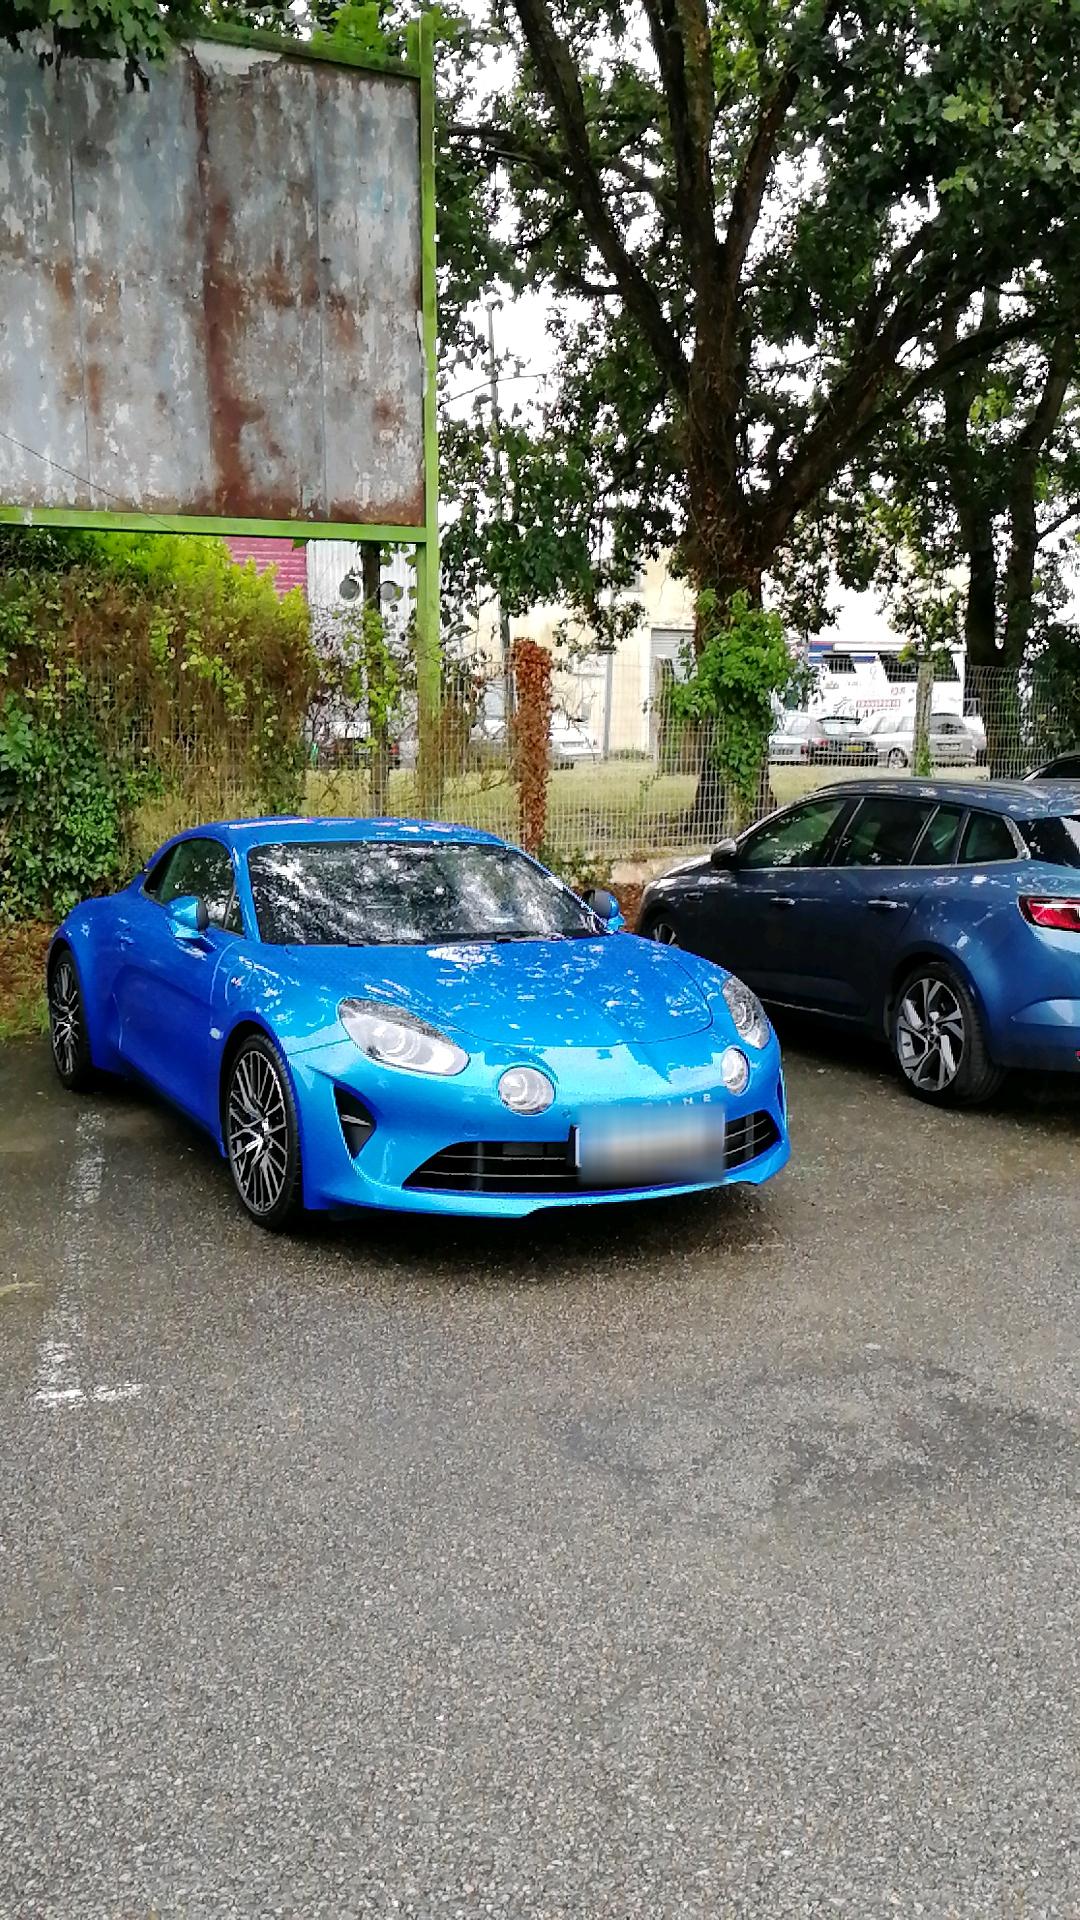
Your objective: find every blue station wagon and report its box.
[639,779,1080,1107]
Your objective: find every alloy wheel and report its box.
[49,957,81,1079]
[648,918,680,946]
[895,976,966,1094]
[228,1048,291,1216]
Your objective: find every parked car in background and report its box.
[470,710,602,770]
[550,712,602,768]
[316,727,401,773]
[46,818,789,1227]
[1026,750,1080,782]
[963,711,988,761]
[768,712,876,766]
[861,711,978,768]
[637,778,1080,1108]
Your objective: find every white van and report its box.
[807,642,966,720]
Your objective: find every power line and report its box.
[444,370,548,404]
[0,423,189,538]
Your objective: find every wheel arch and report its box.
[882,945,988,1040]
[217,1016,281,1149]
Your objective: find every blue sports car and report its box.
[47,818,790,1228]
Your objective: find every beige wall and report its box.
[467,557,695,755]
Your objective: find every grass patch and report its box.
[0,923,50,1042]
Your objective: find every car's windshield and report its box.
[246,839,598,946]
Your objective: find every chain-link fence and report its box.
[302,652,1075,874]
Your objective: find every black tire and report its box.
[224,1034,304,1230]
[47,947,96,1092]
[890,961,1005,1109]
[639,910,683,947]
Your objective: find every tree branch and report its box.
[638,0,723,316]
[1003,327,1077,662]
[755,309,1054,559]
[507,0,690,400]
[450,121,671,205]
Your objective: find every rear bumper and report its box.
[996,998,1080,1073]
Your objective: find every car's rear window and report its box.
[1021,817,1080,868]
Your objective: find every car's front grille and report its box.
[404,1111,780,1196]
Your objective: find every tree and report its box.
[808,307,1080,771]
[446,0,1080,808]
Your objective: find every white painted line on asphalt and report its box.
[33,1108,143,1412]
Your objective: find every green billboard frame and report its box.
[0,15,443,799]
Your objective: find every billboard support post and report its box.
[410,9,442,815]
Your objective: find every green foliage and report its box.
[435,0,1080,694]
[668,593,794,821]
[0,531,314,920]
[539,843,612,893]
[0,0,199,78]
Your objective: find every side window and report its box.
[156,837,238,929]
[832,797,933,868]
[910,803,965,866]
[143,847,178,899]
[740,797,848,870]
[958,812,1018,865]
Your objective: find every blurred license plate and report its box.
[575,1106,726,1187]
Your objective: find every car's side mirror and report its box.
[583,886,624,929]
[168,893,209,939]
[710,839,738,869]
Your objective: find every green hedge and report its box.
[0,530,315,921]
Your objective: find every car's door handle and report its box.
[867,898,901,912]
[769,896,797,910]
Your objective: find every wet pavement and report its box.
[2,1031,1080,1919]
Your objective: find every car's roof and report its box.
[177,816,507,850]
[807,777,1080,818]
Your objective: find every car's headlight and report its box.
[339,998,468,1076]
[722,975,770,1049]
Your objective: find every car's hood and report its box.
[284,936,713,1047]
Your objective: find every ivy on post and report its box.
[510,637,553,854]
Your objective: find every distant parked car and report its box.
[962,712,988,761]
[768,713,876,767]
[637,778,1080,1108]
[469,710,602,770]
[862,711,977,768]
[550,712,602,768]
[1026,751,1080,782]
[317,730,401,772]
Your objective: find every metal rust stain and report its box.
[0,40,426,527]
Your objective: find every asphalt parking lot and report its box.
[2,1032,1080,1919]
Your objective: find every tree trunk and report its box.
[912,657,934,776]
[682,465,775,834]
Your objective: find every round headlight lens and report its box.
[498,1066,555,1115]
[720,1046,750,1094]
[722,974,770,1049]
[339,998,468,1076]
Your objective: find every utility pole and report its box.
[486,299,513,721]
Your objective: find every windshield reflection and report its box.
[246,840,598,947]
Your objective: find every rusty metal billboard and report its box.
[0,30,434,537]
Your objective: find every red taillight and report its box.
[1020,896,1080,931]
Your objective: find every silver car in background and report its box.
[863,711,978,768]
